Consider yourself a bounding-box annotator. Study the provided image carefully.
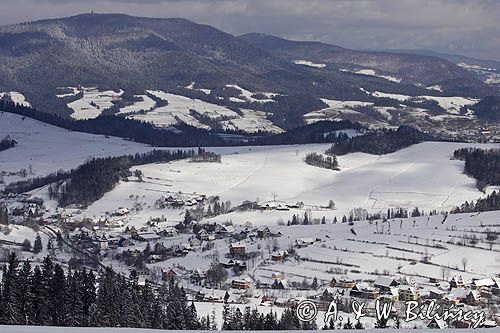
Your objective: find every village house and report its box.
[272,279,288,290]
[233,230,247,241]
[349,284,379,299]
[153,242,168,254]
[274,297,290,307]
[374,276,399,293]
[113,207,130,216]
[379,288,399,303]
[147,254,163,264]
[320,287,345,302]
[162,268,178,281]
[157,227,178,237]
[428,288,447,300]
[231,278,251,289]
[257,226,271,238]
[466,290,481,306]
[196,229,209,241]
[220,259,247,270]
[444,288,468,305]
[398,286,420,301]
[330,277,356,289]
[229,242,246,256]
[449,275,464,289]
[276,204,289,211]
[135,232,161,242]
[190,268,207,283]
[492,279,500,295]
[185,198,198,207]
[190,238,202,248]
[471,277,495,290]
[295,238,315,248]
[118,236,134,247]
[215,224,235,238]
[271,250,288,261]
[94,236,109,250]
[428,318,448,329]
[27,204,43,218]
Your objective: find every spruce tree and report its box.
[33,234,43,254]
[0,253,22,324]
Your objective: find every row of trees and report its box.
[0,135,17,152]
[305,152,339,170]
[0,253,200,329]
[0,100,226,147]
[1,99,368,147]
[452,190,500,213]
[220,304,368,330]
[453,148,500,190]
[5,149,219,207]
[326,126,435,156]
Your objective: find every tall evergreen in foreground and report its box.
[0,253,200,329]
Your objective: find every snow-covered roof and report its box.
[471,278,495,287]
[229,242,246,249]
[374,276,397,288]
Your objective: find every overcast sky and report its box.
[0,0,499,61]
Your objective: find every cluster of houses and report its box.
[194,224,282,243]
[258,201,302,211]
[155,193,206,209]
[9,198,44,219]
[247,273,499,328]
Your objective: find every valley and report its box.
[0,10,499,332]
[1,112,500,329]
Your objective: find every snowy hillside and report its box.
[0,112,153,186]
[79,141,499,225]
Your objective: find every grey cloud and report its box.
[0,0,498,61]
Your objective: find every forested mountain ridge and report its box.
[0,13,498,137]
[238,33,494,96]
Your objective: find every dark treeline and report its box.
[5,170,70,195]
[1,99,365,147]
[471,96,500,121]
[0,253,363,330]
[0,100,225,147]
[5,149,219,207]
[452,191,500,214]
[49,149,217,207]
[453,148,500,190]
[49,155,133,207]
[253,120,363,145]
[305,152,339,170]
[220,304,364,330]
[326,126,436,156]
[0,135,17,152]
[0,253,200,329]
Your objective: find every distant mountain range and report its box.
[0,13,499,139]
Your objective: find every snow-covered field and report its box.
[294,59,327,68]
[68,87,123,120]
[371,91,478,115]
[0,91,31,107]
[226,85,277,104]
[80,141,499,227]
[2,112,500,331]
[0,112,153,185]
[304,98,374,124]
[123,90,282,133]
[354,69,401,83]
[118,95,156,114]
